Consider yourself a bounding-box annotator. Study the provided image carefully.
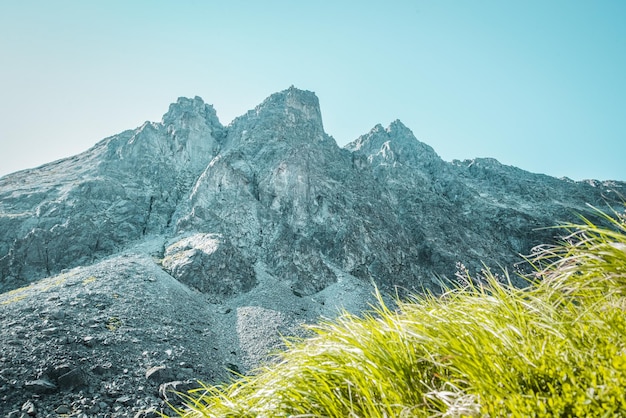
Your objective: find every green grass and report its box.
[174,208,626,417]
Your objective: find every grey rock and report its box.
[145,366,175,384]
[24,378,56,394]
[82,336,95,347]
[55,405,71,414]
[47,309,66,320]
[57,367,85,390]
[134,408,160,418]
[20,400,35,415]
[40,327,58,335]
[115,395,132,405]
[48,363,72,380]
[161,233,256,299]
[90,364,111,376]
[158,380,199,402]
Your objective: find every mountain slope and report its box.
[2,87,622,295]
[0,86,624,415]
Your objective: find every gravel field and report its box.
[0,239,377,417]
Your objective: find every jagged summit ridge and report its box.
[162,96,224,141]
[0,86,623,294]
[247,86,323,124]
[163,96,221,124]
[222,86,328,154]
[345,119,441,169]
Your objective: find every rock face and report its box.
[0,96,223,291]
[0,86,624,415]
[161,233,256,299]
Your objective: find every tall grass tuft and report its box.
[175,208,626,417]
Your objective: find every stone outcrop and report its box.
[0,96,224,292]
[161,233,256,300]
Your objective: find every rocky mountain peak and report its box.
[106,95,224,177]
[386,119,413,136]
[260,85,322,122]
[233,86,323,129]
[345,120,441,168]
[222,86,329,154]
[162,96,222,128]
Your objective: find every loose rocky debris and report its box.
[0,245,378,416]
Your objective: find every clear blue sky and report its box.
[1,1,625,180]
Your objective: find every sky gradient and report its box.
[1,1,625,180]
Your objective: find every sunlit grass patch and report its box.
[175,208,626,417]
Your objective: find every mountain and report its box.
[0,86,623,416]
